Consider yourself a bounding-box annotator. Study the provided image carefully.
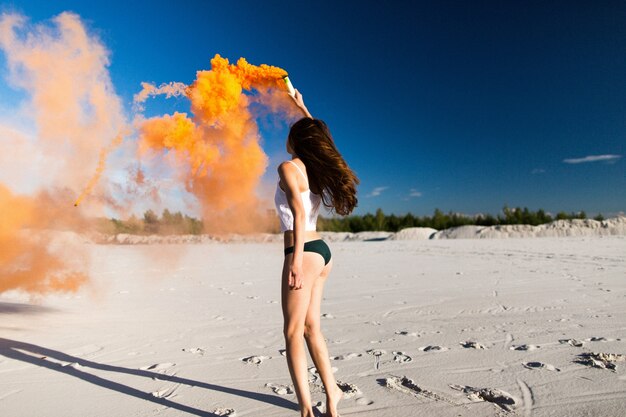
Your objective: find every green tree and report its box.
[374,208,386,231]
[432,208,445,229]
[144,209,159,234]
[556,211,569,220]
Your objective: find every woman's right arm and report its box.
[278,162,306,290]
[291,89,312,118]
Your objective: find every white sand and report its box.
[1,235,625,416]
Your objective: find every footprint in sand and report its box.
[140,363,176,372]
[321,313,334,319]
[383,376,455,405]
[449,384,519,412]
[585,336,609,342]
[383,376,424,397]
[182,347,206,355]
[211,407,236,416]
[279,349,287,356]
[366,349,386,370]
[331,352,362,361]
[240,355,270,365]
[522,361,560,371]
[574,352,626,371]
[393,351,412,363]
[384,376,425,396]
[355,397,374,406]
[509,344,540,351]
[308,366,338,384]
[151,383,181,399]
[246,296,259,300]
[559,338,583,347]
[395,330,419,337]
[418,345,449,352]
[460,341,487,349]
[265,382,294,395]
[336,380,361,398]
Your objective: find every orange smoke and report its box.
[74,131,127,207]
[137,54,299,233]
[0,11,303,298]
[0,12,126,295]
[133,82,187,112]
[0,184,88,295]
[0,11,127,210]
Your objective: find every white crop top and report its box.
[274,160,322,232]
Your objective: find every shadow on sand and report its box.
[0,302,57,315]
[0,338,298,416]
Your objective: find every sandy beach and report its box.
[1,232,625,416]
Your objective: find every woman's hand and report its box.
[290,89,312,118]
[288,262,304,290]
[290,89,305,108]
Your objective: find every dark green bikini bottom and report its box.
[284,239,332,265]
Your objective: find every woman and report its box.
[274,90,359,417]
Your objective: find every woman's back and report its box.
[274,160,321,232]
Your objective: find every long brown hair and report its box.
[288,117,359,215]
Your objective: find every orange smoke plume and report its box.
[0,11,126,295]
[74,131,126,207]
[0,11,127,211]
[137,54,299,233]
[133,82,187,112]
[0,184,88,295]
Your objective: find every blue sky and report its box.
[1,1,624,217]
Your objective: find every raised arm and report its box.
[290,89,312,118]
[277,161,306,290]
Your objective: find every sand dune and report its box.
[431,216,626,239]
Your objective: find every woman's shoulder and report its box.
[277,159,303,173]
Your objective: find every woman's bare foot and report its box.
[325,384,343,417]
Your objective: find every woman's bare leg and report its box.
[303,259,342,417]
[282,252,325,417]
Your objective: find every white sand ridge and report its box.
[86,215,626,244]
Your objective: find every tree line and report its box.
[99,209,203,235]
[101,206,604,235]
[317,206,601,233]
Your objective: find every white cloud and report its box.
[563,154,622,164]
[408,188,422,197]
[366,186,388,197]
